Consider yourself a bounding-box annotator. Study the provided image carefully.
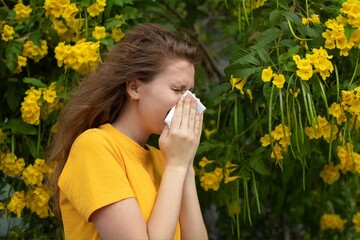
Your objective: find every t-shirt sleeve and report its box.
[58,130,135,222]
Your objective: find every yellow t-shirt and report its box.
[58,123,181,240]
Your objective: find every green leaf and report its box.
[253,28,282,48]
[278,45,301,63]
[105,19,126,29]
[6,41,22,72]
[3,119,37,135]
[122,6,140,20]
[232,52,260,66]
[28,32,42,47]
[100,37,114,47]
[23,78,48,88]
[224,64,262,78]
[6,82,23,112]
[108,0,133,7]
[253,47,272,64]
[249,157,270,175]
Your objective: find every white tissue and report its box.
[164,90,206,125]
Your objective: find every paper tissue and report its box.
[164,90,206,125]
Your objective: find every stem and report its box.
[334,64,340,101]
[305,0,309,18]
[348,49,359,88]
[251,171,261,214]
[243,178,252,225]
[37,121,41,157]
[234,95,239,136]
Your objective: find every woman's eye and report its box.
[173,89,182,93]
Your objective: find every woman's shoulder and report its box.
[72,124,113,149]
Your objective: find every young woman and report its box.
[47,23,208,240]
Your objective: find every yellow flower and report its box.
[204,128,217,139]
[261,66,273,82]
[43,88,57,103]
[352,212,360,233]
[111,27,125,42]
[199,157,214,168]
[230,75,241,91]
[0,153,25,177]
[350,98,360,114]
[22,40,48,62]
[320,213,347,231]
[233,77,247,94]
[301,17,309,25]
[246,89,253,102]
[7,191,26,218]
[224,161,239,184]
[296,68,313,81]
[289,88,300,98]
[14,1,32,19]
[272,73,285,88]
[87,3,105,17]
[62,3,78,21]
[22,159,49,186]
[55,39,100,74]
[25,186,53,218]
[310,14,320,24]
[21,87,42,125]
[1,25,15,41]
[200,169,223,191]
[260,134,271,147]
[336,143,360,174]
[227,201,241,217]
[0,202,4,210]
[92,26,107,40]
[44,0,70,18]
[270,143,283,161]
[320,163,340,184]
[14,55,27,73]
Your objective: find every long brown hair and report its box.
[47,23,200,215]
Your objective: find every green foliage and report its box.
[1,0,360,239]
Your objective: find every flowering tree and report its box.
[1,0,360,239]
[196,0,360,238]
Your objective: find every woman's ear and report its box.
[126,80,140,100]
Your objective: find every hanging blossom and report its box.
[21,82,59,125]
[353,212,360,233]
[22,159,53,186]
[198,157,239,191]
[322,0,360,56]
[14,0,32,19]
[0,152,25,177]
[320,213,347,231]
[87,0,107,17]
[25,185,53,218]
[7,191,26,218]
[293,47,333,81]
[302,14,321,25]
[55,39,100,74]
[1,25,15,42]
[319,163,340,185]
[261,66,286,88]
[260,124,291,162]
[304,115,338,143]
[22,40,48,62]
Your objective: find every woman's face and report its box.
[137,59,195,135]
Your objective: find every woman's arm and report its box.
[92,95,203,239]
[180,167,208,240]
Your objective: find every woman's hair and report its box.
[47,23,200,215]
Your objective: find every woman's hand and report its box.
[159,94,203,169]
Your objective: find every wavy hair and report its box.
[47,23,200,215]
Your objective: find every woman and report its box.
[47,23,208,240]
